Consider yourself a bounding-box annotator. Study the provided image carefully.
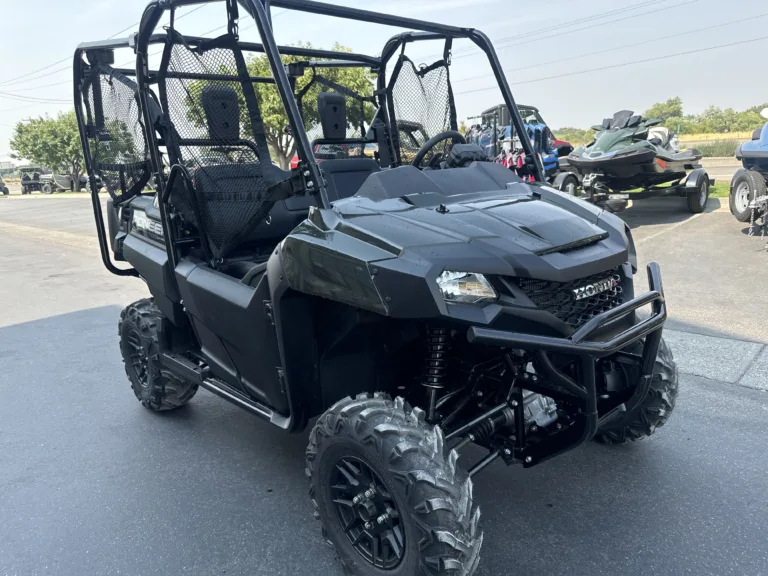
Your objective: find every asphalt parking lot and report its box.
[2,194,768,576]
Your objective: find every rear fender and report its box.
[684,168,708,191]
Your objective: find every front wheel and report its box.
[119,298,198,411]
[594,337,678,444]
[307,393,482,576]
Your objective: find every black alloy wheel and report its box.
[330,456,405,570]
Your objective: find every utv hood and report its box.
[330,190,607,256]
[301,163,630,282]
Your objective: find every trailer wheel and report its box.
[41,182,53,195]
[553,172,579,196]
[686,171,709,213]
[730,170,759,222]
[307,393,482,576]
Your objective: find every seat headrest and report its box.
[201,85,240,142]
[318,92,347,141]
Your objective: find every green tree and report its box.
[644,96,683,122]
[553,127,592,145]
[10,110,84,185]
[247,43,375,168]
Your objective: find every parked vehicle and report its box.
[567,110,712,213]
[0,175,8,195]
[730,108,768,229]
[467,103,574,183]
[75,2,678,574]
[20,167,44,194]
[19,167,77,194]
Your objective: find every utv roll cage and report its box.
[73,0,543,278]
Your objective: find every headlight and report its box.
[436,271,497,304]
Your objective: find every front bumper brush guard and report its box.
[464,263,666,469]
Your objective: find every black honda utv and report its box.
[74,1,678,574]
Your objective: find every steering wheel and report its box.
[410,130,466,168]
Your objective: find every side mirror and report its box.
[591,124,604,131]
[761,108,768,120]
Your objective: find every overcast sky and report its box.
[1,0,767,160]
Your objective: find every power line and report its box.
[0,91,70,103]
[455,0,670,59]
[0,3,213,91]
[107,4,208,39]
[453,11,768,85]
[0,58,71,89]
[0,102,47,113]
[454,0,698,62]
[416,0,694,65]
[2,80,72,93]
[456,34,768,96]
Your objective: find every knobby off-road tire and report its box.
[118,298,198,411]
[306,393,482,576]
[594,337,678,444]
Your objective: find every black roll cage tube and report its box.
[74,0,544,278]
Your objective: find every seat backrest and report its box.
[320,158,381,202]
[648,126,671,149]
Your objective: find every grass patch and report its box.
[710,181,729,198]
[624,180,729,198]
[695,140,739,157]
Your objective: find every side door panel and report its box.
[175,259,288,414]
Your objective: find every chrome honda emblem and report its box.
[572,277,617,300]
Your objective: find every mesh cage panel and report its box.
[162,42,274,259]
[85,69,151,203]
[389,58,455,166]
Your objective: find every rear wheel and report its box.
[307,393,482,576]
[594,338,678,444]
[118,298,198,411]
[41,182,53,195]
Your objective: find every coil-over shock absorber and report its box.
[422,327,450,422]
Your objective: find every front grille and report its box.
[512,269,624,329]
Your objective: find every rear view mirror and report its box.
[761,108,768,120]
